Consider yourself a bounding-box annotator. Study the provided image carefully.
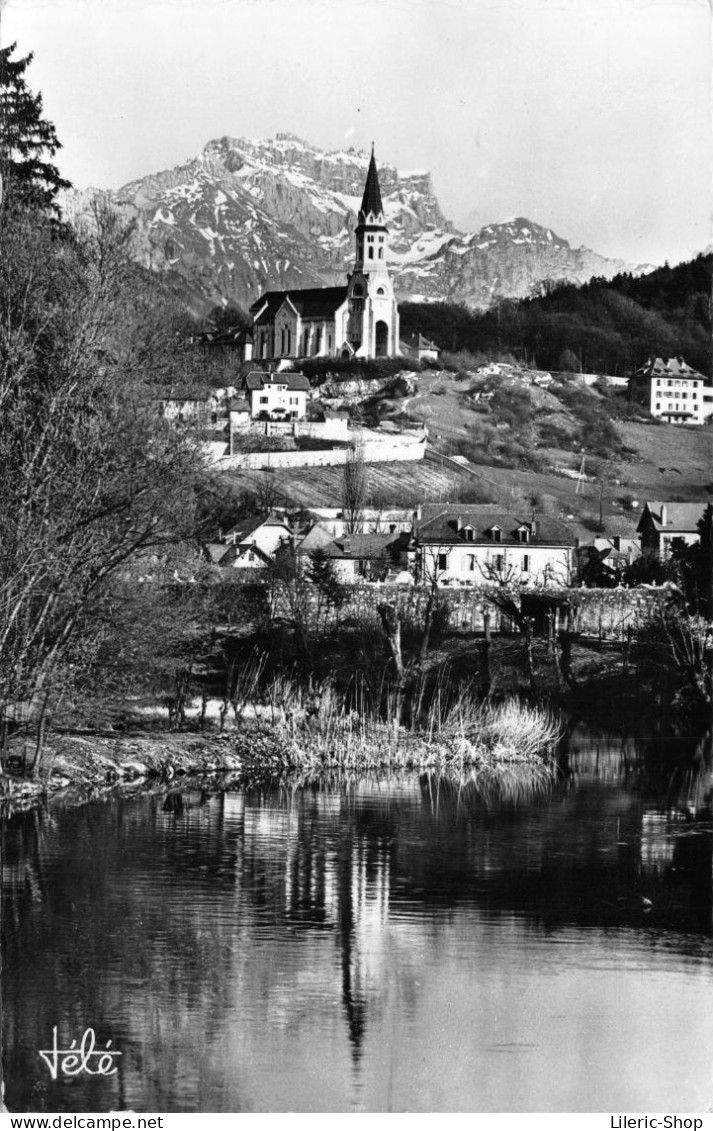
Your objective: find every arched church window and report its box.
[376,287,385,295]
[353,284,363,296]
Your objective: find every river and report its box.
[2,724,712,1113]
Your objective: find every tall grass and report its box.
[234,665,563,774]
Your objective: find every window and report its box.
[522,554,530,572]
[378,235,384,243]
[376,287,385,295]
[492,554,504,571]
[353,284,363,296]
[518,527,530,543]
[368,247,374,259]
[490,527,501,543]
[248,551,255,562]
[260,396,268,405]
[438,553,448,571]
[463,526,474,541]
[378,248,383,259]
[464,554,476,572]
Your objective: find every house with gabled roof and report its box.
[243,370,310,420]
[318,531,412,583]
[249,147,400,361]
[415,505,577,587]
[628,357,708,425]
[222,514,294,566]
[400,333,440,363]
[636,501,709,559]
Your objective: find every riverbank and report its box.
[0,634,681,810]
[0,695,562,809]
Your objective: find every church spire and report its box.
[359,144,384,221]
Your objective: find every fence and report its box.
[214,581,663,640]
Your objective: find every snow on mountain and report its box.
[61,134,644,317]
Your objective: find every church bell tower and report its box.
[345,145,400,359]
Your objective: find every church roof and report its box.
[250,286,348,322]
[359,148,384,219]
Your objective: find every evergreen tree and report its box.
[0,42,71,215]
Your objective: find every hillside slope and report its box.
[400,254,713,376]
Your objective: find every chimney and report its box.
[660,504,667,526]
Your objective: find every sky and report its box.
[2,0,711,266]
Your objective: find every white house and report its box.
[416,505,576,588]
[244,371,310,421]
[628,357,708,425]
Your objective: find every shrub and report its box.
[301,358,421,385]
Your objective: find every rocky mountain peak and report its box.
[61,134,647,317]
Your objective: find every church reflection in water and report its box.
[2,725,711,1112]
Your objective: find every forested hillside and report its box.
[400,254,712,377]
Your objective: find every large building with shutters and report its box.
[249,148,400,361]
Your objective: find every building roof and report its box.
[195,328,252,347]
[417,507,577,547]
[204,542,235,565]
[631,356,705,381]
[250,286,349,323]
[637,502,708,534]
[359,146,384,221]
[591,536,641,563]
[323,531,407,560]
[295,523,337,555]
[224,514,293,544]
[244,371,311,392]
[402,332,439,352]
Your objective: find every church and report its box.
[249,148,400,361]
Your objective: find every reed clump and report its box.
[231,663,563,775]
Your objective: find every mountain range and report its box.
[61,133,652,318]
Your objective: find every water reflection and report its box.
[2,727,712,1112]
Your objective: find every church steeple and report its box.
[359,143,384,223]
[354,145,388,270]
[345,145,399,360]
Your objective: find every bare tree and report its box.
[342,444,368,534]
[0,204,207,770]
